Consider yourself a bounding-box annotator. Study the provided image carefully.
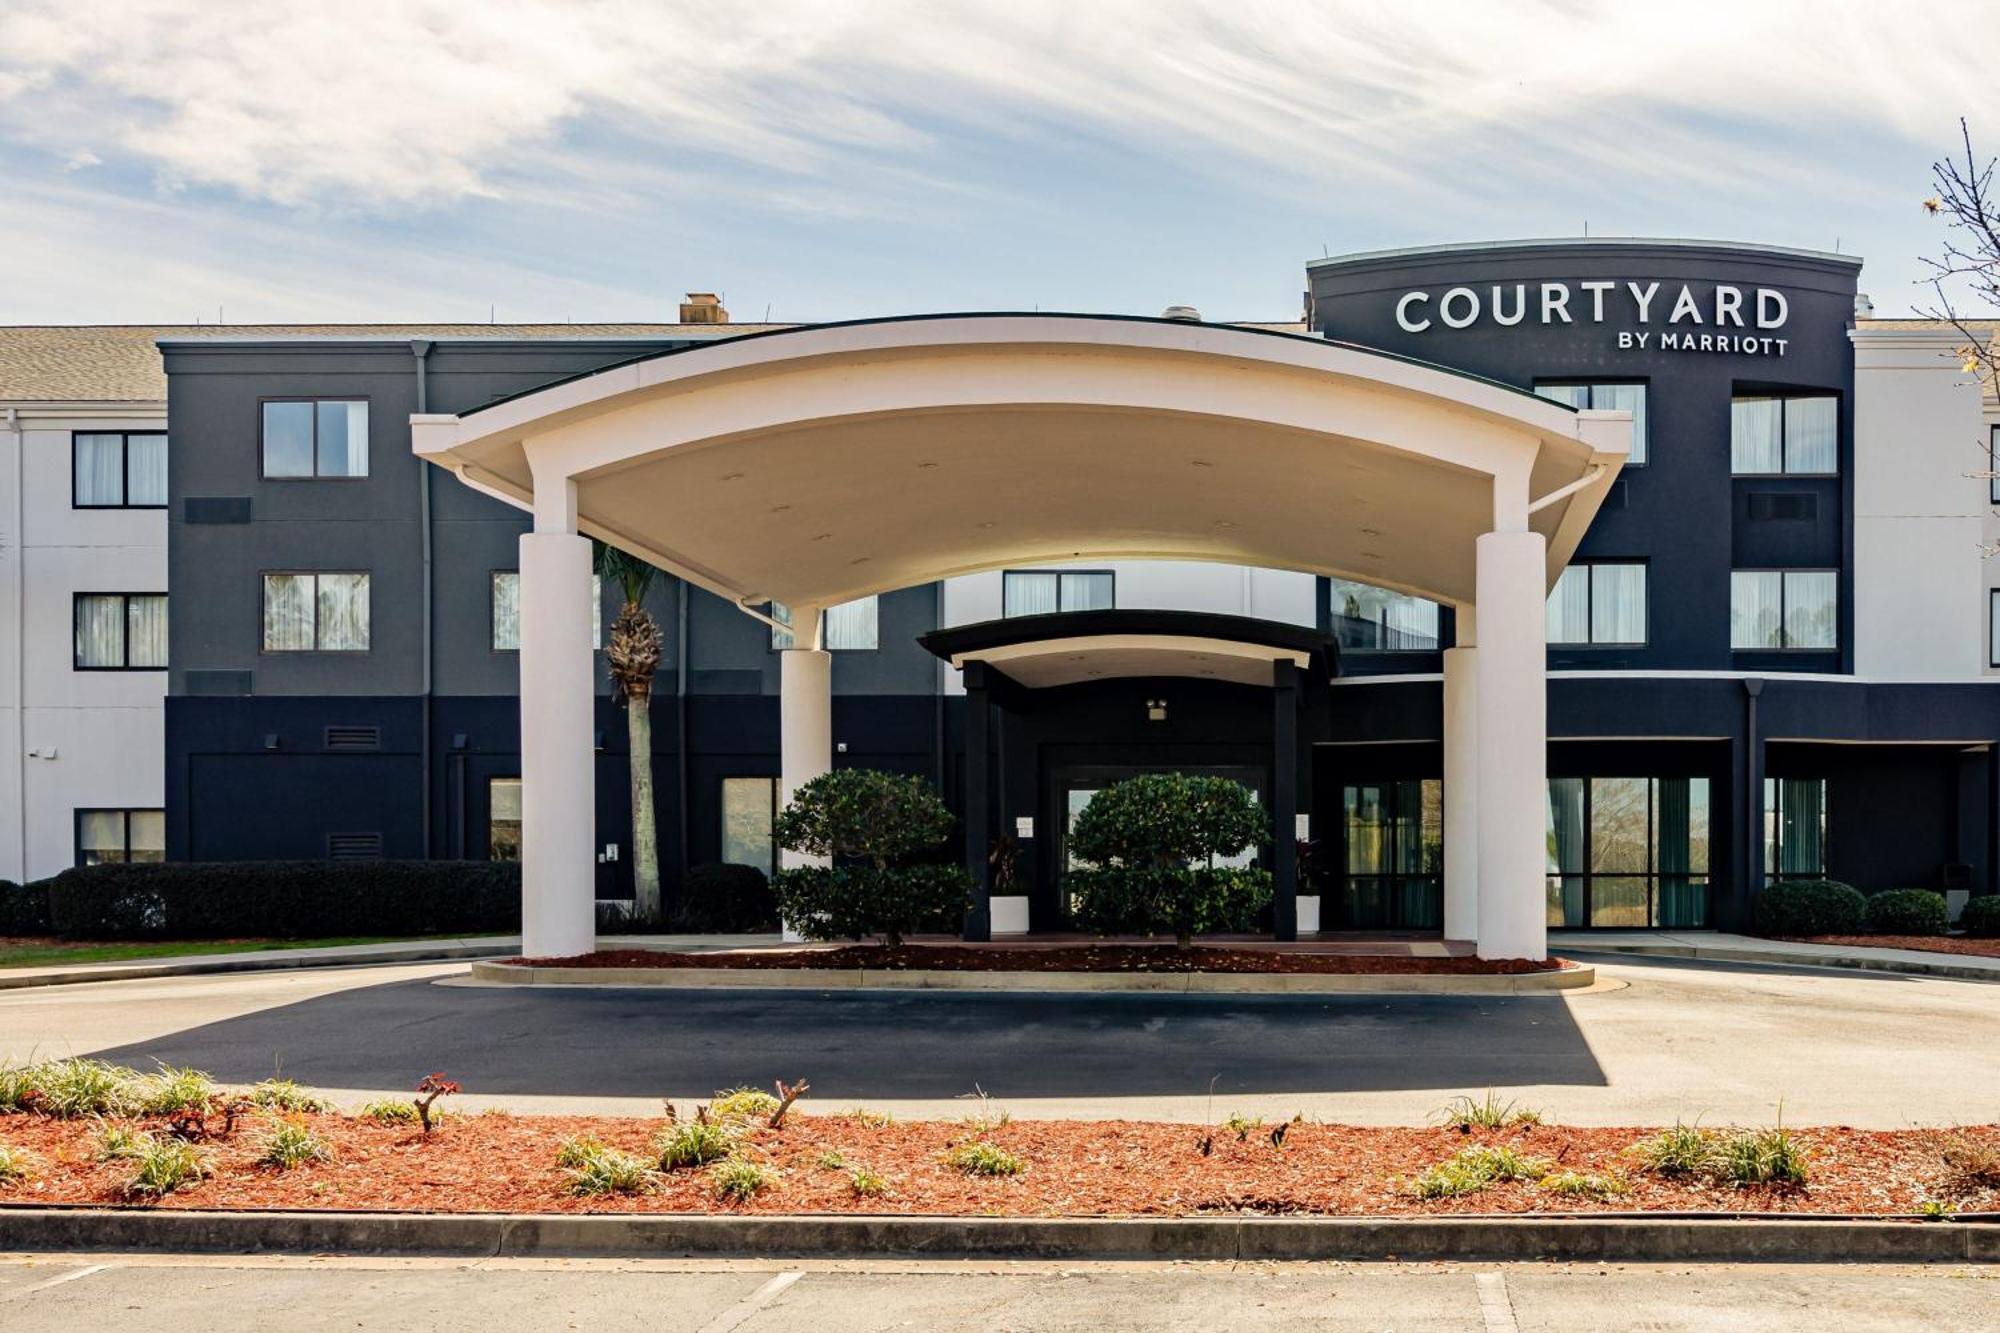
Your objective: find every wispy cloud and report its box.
[0,1,1990,321]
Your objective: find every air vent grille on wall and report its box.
[327,832,384,861]
[323,725,382,751]
[1747,493,1816,522]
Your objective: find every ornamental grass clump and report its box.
[95,1122,150,1161]
[769,769,972,947]
[946,1140,1025,1177]
[848,1166,889,1197]
[710,1157,776,1202]
[257,1117,333,1170]
[358,1098,420,1125]
[1435,1091,1544,1132]
[1632,1121,1717,1178]
[0,1144,32,1187]
[134,1063,217,1118]
[1411,1145,1551,1199]
[1713,1125,1809,1187]
[23,1057,137,1118]
[1064,773,1271,948]
[248,1078,332,1114]
[710,1086,780,1121]
[557,1138,657,1197]
[125,1136,209,1197]
[1539,1169,1631,1200]
[655,1119,735,1170]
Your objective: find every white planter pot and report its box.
[990,895,1031,936]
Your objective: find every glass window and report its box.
[72,432,168,508]
[1731,395,1838,475]
[488,778,522,862]
[1338,779,1442,929]
[75,809,165,867]
[1545,776,1710,928]
[1546,563,1645,646]
[262,400,368,478]
[769,595,878,650]
[74,593,167,669]
[1764,777,1827,879]
[1003,570,1114,617]
[1990,425,1999,506]
[1731,570,1836,650]
[1329,578,1440,651]
[491,572,603,651]
[721,776,778,878]
[1990,589,2000,669]
[1536,383,1648,465]
[262,572,369,652]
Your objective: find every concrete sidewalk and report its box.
[1553,929,2000,981]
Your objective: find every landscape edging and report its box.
[1572,942,2000,983]
[0,1207,1993,1264]
[469,960,1594,995]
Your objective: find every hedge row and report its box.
[41,861,522,941]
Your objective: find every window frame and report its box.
[1990,423,1999,507]
[1729,393,1840,478]
[1763,776,1828,880]
[72,591,169,671]
[1533,380,1649,466]
[1730,567,1839,653]
[766,596,880,652]
[719,774,780,878]
[1001,569,1117,618]
[1326,577,1442,653]
[1545,560,1648,647]
[71,431,169,510]
[260,570,372,654]
[490,570,606,653]
[1545,775,1712,929]
[258,396,372,481]
[73,807,165,867]
[487,776,523,863]
[1991,587,2000,670]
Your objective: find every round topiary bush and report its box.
[1864,888,1949,936]
[670,863,779,933]
[1752,878,1867,937]
[1065,772,1271,947]
[770,769,971,946]
[1959,895,2000,938]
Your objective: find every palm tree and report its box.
[592,542,664,924]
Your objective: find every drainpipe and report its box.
[1742,677,1764,926]
[932,580,945,787]
[412,341,435,858]
[7,407,23,882]
[677,576,690,888]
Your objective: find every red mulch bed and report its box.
[1780,934,2000,960]
[0,1110,1992,1218]
[514,945,1574,975]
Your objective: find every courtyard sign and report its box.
[1393,280,1791,356]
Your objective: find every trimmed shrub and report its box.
[1065,774,1272,947]
[46,860,520,941]
[1958,895,2000,938]
[771,769,970,947]
[1865,888,1949,937]
[773,769,957,865]
[771,864,971,947]
[670,863,779,933]
[0,879,52,936]
[1751,878,1867,937]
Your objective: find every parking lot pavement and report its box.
[0,1255,1993,1331]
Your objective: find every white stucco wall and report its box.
[1850,330,1989,680]
[938,561,1318,694]
[0,405,167,882]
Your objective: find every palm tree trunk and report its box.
[627,690,660,924]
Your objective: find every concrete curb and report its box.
[0,942,518,991]
[1567,942,2000,983]
[468,960,1594,995]
[0,1207,1992,1263]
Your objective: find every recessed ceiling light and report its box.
[720,472,745,482]
[917,461,939,469]
[1359,527,1381,537]
[811,532,832,542]
[851,556,870,565]
[770,503,792,513]
[1191,459,1214,468]
[1362,550,1382,561]
[1214,519,1237,529]
[976,521,996,529]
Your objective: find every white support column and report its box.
[518,477,597,959]
[1474,520,1549,961]
[778,609,832,942]
[1442,605,1478,944]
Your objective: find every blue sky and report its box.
[0,1,1993,325]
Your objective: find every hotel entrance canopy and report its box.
[411,314,1631,960]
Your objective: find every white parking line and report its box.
[0,1263,112,1302]
[697,1269,804,1333]
[1475,1270,1519,1333]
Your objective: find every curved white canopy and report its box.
[411,314,1629,610]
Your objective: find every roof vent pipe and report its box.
[1161,305,1202,322]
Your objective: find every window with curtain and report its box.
[491,572,603,651]
[262,572,370,651]
[75,809,165,866]
[1339,780,1443,929]
[1328,578,1440,651]
[1991,425,1999,506]
[768,596,879,650]
[721,776,778,877]
[1764,777,1827,879]
[488,778,522,862]
[73,593,167,669]
[1730,570,1836,650]
[1535,383,1649,465]
[1731,395,1838,475]
[72,432,168,508]
[1545,776,1710,928]
[1002,570,1114,617]
[261,400,369,478]
[1545,563,1646,645]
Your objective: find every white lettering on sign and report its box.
[1387,279,1795,355]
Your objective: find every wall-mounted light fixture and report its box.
[1146,698,1168,723]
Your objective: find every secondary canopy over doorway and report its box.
[410,314,1631,960]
